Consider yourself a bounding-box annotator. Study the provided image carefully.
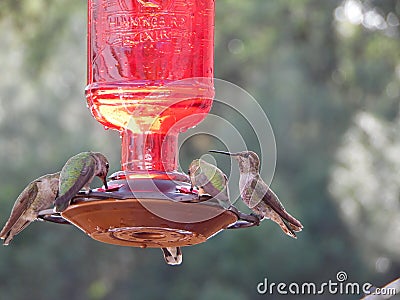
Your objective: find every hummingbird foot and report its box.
[239,212,262,226]
[39,213,71,225]
[250,213,264,224]
[227,206,262,228]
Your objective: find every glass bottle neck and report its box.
[121,130,178,173]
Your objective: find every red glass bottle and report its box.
[86,0,215,175]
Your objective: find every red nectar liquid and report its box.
[86,0,215,172]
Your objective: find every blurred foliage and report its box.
[0,0,400,299]
[330,112,400,267]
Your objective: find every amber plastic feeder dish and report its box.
[58,177,238,248]
[61,199,237,248]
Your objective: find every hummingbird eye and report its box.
[106,163,109,169]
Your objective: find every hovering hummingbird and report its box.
[55,152,109,212]
[0,172,60,245]
[209,150,303,238]
[188,158,260,224]
[161,247,182,266]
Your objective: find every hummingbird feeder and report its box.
[40,0,257,249]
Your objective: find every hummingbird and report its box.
[209,150,303,238]
[0,172,60,245]
[161,247,182,266]
[188,158,261,225]
[55,152,109,212]
[188,159,231,209]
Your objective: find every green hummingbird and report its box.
[209,150,303,238]
[188,158,261,224]
[55,152,109,212]
[161,247,182,266]
[188,158,231,209]
[0,172,60,245]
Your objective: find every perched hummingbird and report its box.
[209,150,303,238]
[161,247,182,266]
[0,172,60,245]
[188,159,231,209]
[55,152,109,212]
[188,158,260,224]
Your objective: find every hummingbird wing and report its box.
[253,176,303,229]
[202,173,229,200]
[55,158,95,212]
[0,181,38,241]
[200,172,230,208]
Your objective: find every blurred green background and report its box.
[1,0,400,299]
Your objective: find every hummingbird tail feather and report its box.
[288,223,303,232]
[0,227,8,241]
[270,209,302,238]
[1,219,31,246]
[279,210,303,231]
[281,218,297,239]
[162,247,182,266]
[2,232,13,246]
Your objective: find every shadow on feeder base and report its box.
[38,176,259,248]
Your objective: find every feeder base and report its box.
[61,198,237,248]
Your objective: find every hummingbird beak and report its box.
[209,150,240,157]
[103,176,108,190]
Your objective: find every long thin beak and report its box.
[209,150,240,156]
[103,177,108,190]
